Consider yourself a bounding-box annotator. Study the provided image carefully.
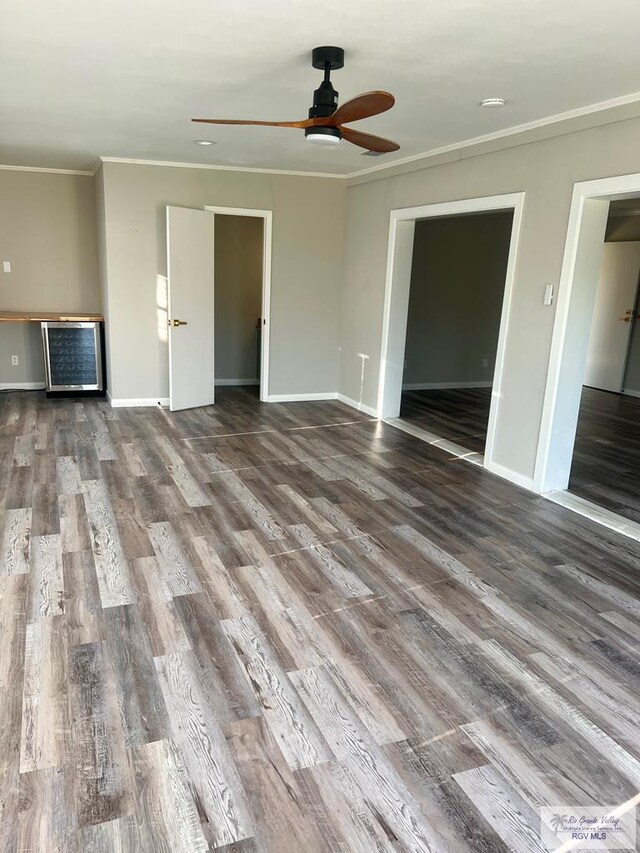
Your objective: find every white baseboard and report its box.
[215,379,259,386]
[108,392,169,408]
[266,392,338,403]
[0,381,46,390]
[336,393,379,418]
[483,459,535,492]
[544,490,640,543]
[622,388,640,399]
[402,381,493,390]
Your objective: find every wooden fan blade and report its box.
[321,91,395,127]
[340,126,400,153]
[192,117,316,128]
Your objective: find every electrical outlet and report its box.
[11,355,19,366]
[3,261,11,273]
[482,357,489,368]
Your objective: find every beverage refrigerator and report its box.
[41,321,105,394]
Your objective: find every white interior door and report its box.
[167,206,215,411]
[583,241,640,392]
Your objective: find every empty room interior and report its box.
[398,209,513,457]
[1,2,640,851]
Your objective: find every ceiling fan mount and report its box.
[192,46,400,154]
[311,45,344,72]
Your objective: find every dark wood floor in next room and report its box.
[401,385,640,522]
[1,387,639,852]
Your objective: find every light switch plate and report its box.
[3,261,11,273]
[544,283,554,305]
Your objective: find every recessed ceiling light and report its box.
[194,139,216,145]
[480,98,506,108]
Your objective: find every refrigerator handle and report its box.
[41,322,52,391]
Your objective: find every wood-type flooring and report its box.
[400,386,640,524]
[399,388,491,454]
[569,386,640,522]
[1,387,639,851]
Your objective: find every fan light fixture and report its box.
[305,127,341,145]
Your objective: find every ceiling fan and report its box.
[192,46,400,154]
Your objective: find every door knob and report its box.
[170,319,188,327]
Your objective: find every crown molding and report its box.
[345,89,640,181]
[5,90,640,183]
[98,155,346,179]
[0,163,93,176]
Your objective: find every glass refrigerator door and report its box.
[41,322,103,391]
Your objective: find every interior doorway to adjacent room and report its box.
[535,172,640,535]
[213,213,265,395]
[378,193,524,473]
[166,205,272,411]
[566,200,640,520]
[399,210,514,456]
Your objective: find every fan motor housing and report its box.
[308,80,339,119]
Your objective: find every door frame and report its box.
[534,171,640,494]
[376,192,525,471]
[205,205,273,402]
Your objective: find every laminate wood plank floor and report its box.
[569,386,640,522]
[1,386,640,851]
[399,388,492,453]
[402,386,640,525]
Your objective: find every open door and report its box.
[167,206,215,411]
[584,242,640,392]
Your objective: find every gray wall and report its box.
[214,215,263,384]
[99,161,345,401]
[606,214,640,242]
[338,101,640,484]
[403,211,513,387]
[0,169,100,384]
[623,321,640,394]
[0,323,45,385]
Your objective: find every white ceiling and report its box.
[2,0,640,175]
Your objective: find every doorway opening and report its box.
[399,209,514,457]
[378,193,525,473]
[565,201,640,520]
[166,205,272,412]
[535,171,640,535]
[207,206,272,406]
[213,213,265,399]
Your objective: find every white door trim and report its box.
[533,171,640,494]
[205,205,273,402]
[376,192,526,474]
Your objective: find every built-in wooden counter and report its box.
[0,311,104,323]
